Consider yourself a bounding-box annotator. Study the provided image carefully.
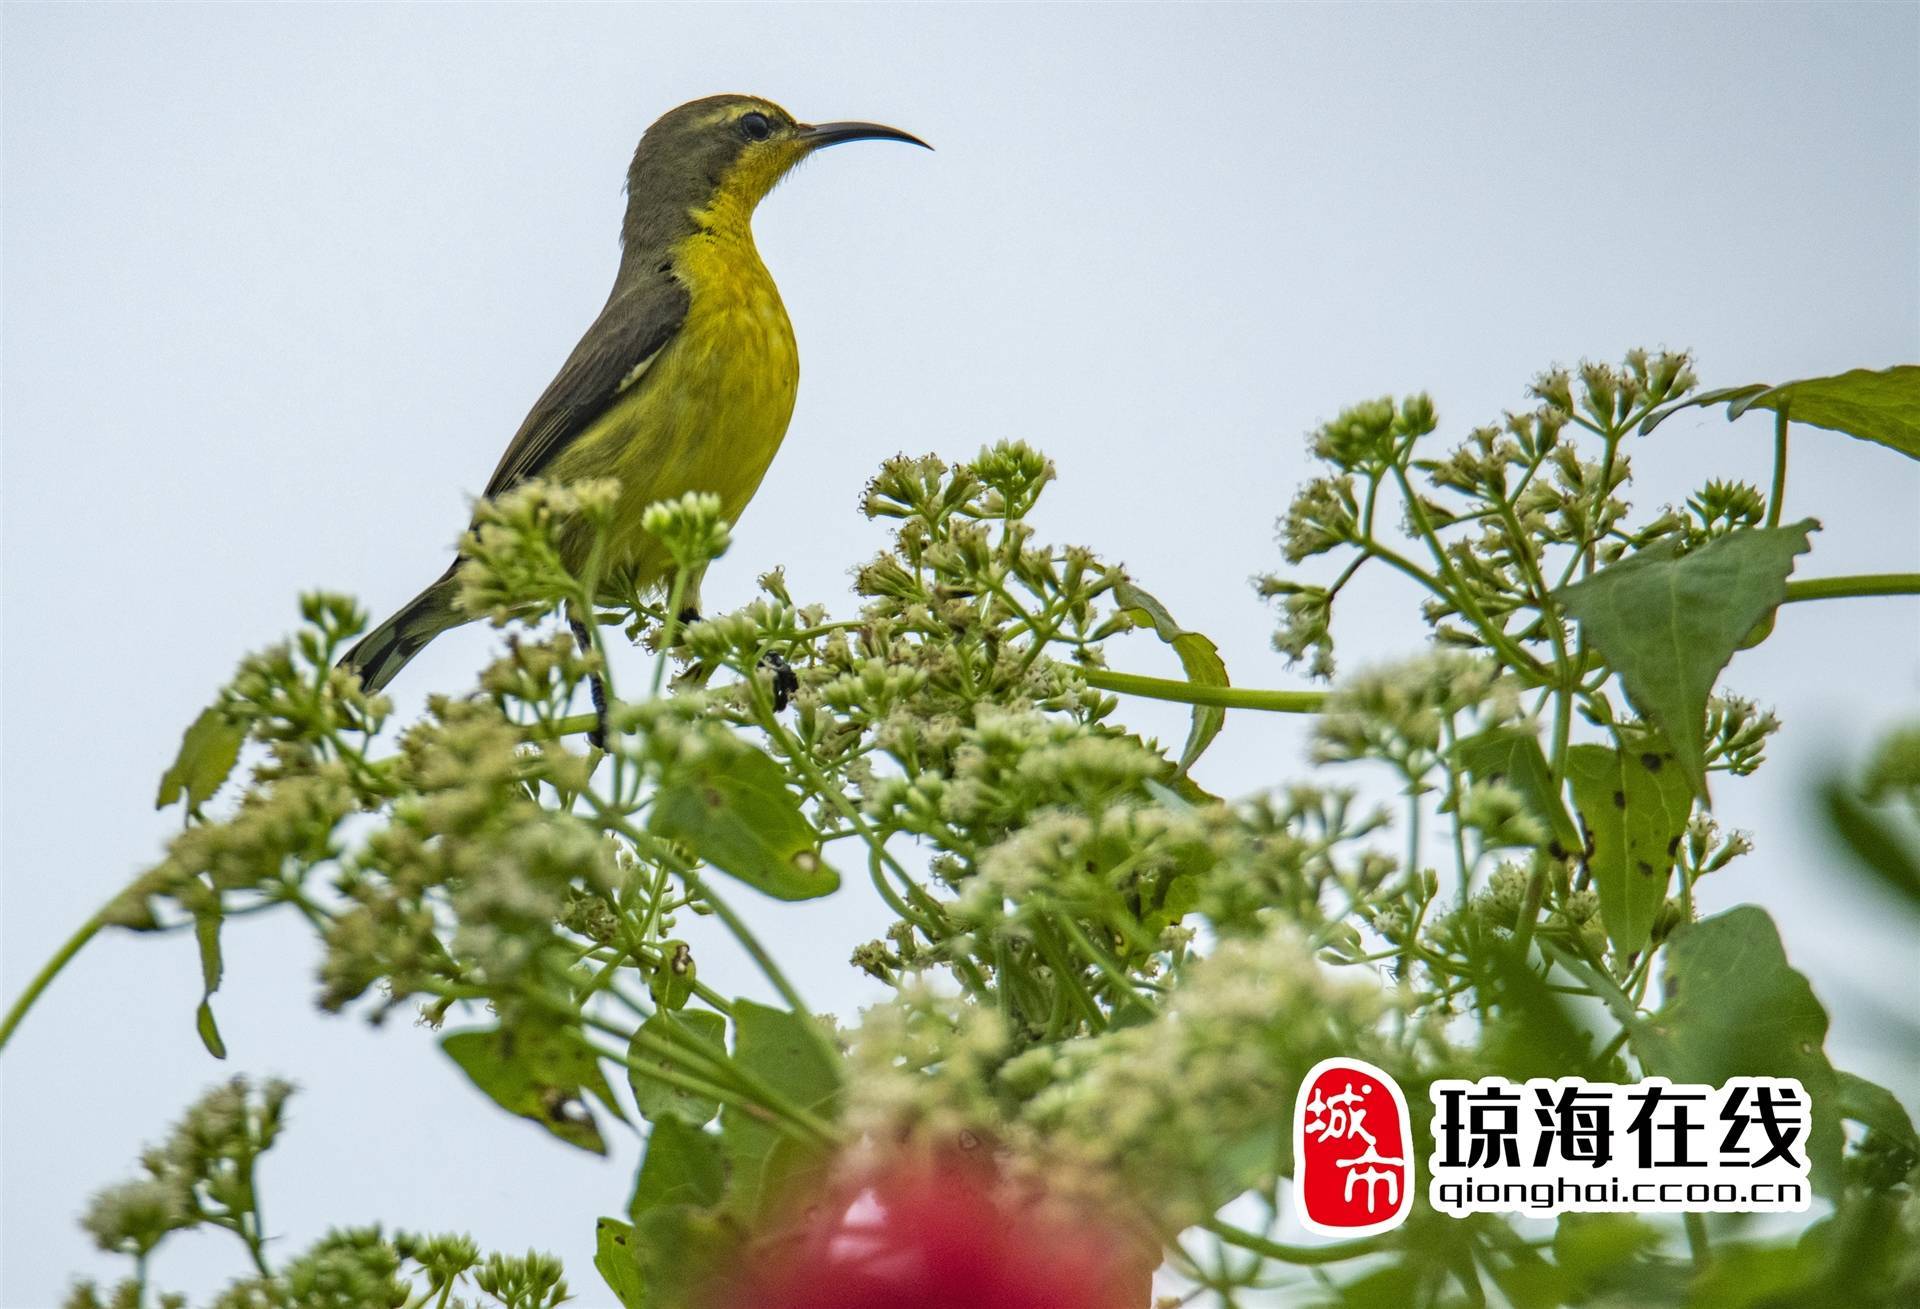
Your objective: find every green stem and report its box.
[1494,498,1578,788]
[1400,787,1426,989]
[1595,1024,1631,1067]
[243,1157,273,1278]
[1782,573,1920,603]
[538,668,1329,741]
[1685,1211,1712,1269]
[738,661,997,1003]
[1766,410,1789,530]
[865,847,938,938]
[576,1027,835,1147]
[1203,1217,1386,1266]
[0,906,107,1053]
[582,1011,840,1146]
[1539,940,1640,1030]
[1057,915,1149,1006]
[1511,854,1550,954]
[592,803,820,1034]
[1081,668,1325,713]
[624,944,735,1016]
[240,1216,272,1279]
[537,710,609,740]
[652,568,692,698]
[1390,466,1552,680]
[1032,922,1104,1033]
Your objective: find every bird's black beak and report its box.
[796,121,931,152]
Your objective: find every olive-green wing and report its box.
[481,269,692,500]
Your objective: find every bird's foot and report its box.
[569,617,611,750]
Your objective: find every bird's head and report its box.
[623,94,926,247]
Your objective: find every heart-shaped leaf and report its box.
[593,1218,647,1309]
[1452,726,1582,856]
[651,741,837,901]
[721,1000,841,1222]
[1635,907,1841,1194]
[628,1009,727,1127]
[630,1116,727,1217]
[1565,740,1693,957]
[1557,522,1817,800]
[441,1021,618,1154]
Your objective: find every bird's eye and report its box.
[739,112,772,142]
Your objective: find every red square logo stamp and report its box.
[1293,1057,1415,1236]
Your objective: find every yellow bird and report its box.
[341,94,926,692]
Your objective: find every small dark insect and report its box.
[762,651,800,711]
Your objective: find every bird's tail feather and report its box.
[339,565,466,693]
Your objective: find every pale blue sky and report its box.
[4,3,1916,1305]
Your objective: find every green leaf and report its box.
[1835,1070,1918,1155]
[1551,1213,1662,1284]
[630,1117,727,1217]
[1153,766,1223,807]
[195,999,227,1060]
[441,1021,616,1154]
[732,1000,840,1111]
[193,906,226,1059]
[593,1218,647,1309]
[1113,578,1230,773]
[1684,1239,1826,1309]
[194,907,223,996]
[1730,365,1920,460]
[1480,1241,1574,1309]
[1452,727,1582,855]
[156,706,244,812]
[1639,367,1920,461]
[611,1120,739,1309]
[1324,1261,1420,1307]
[1480,945,1605,1081]
[1636,906,1842,1194]
[1819,778,1920,911]
[628,1206,739,1309]
[1556,522,1817,799]
[628,1010,727,1127]
[1544,1214,1684,1304]
[721,1000,841,1221]
[1565,741,1693,957]
[650,742,838,901]
[1142,776,1197,813]
[647,940,697,1011]
[1863,722,1920,800]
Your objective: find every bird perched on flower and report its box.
[341,94,926,692]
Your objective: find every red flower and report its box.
[716,1152,1153,1309]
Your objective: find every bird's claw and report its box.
[570,617,611,750]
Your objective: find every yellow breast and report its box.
[547,222,798,588]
